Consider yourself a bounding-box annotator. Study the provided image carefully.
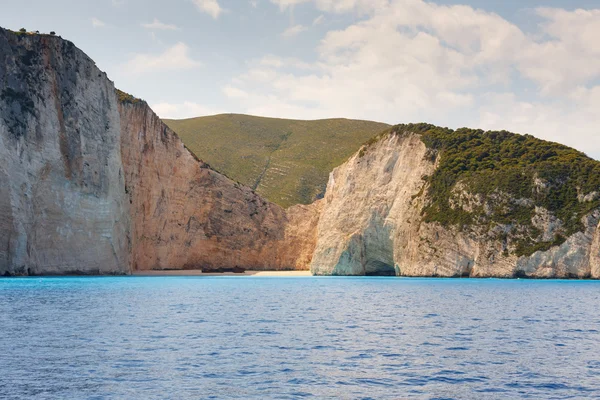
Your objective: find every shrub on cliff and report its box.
[379,124,600,256]
[116,89,144,105]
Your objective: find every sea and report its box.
[1,276,599,399]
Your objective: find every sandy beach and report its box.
[132,270,313,277]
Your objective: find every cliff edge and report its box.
[2,28,598,278]
[0,29,129,275]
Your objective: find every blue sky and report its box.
[2,0,600,158]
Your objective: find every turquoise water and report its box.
[1,277,599,399]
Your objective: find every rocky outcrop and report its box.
[119,101,320,271]
[2,28,598,278]
[311,133,432,276]
[311,132,600,279]
[282,201,323,270]
[0,28,318,275]
[0,29,129,275]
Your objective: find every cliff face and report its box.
[119,101,320,271]
[311,133,432,276]
[0,29,318,275]
[0,30,129,275]
[311,132,600,278]
[2,28,599,278]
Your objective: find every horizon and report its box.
[1,0,600,159]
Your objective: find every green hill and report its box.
[164,114,390,207]
[362,123,600,256]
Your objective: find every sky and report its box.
[2,0,600,158]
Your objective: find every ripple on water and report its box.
[1,277,599,399]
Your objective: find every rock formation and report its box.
[0,29,130,275]
[0,28,319,275]
[310,131,600,279]
[1,28,598,278]
[119,99,321,272]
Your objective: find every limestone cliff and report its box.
[0,29,129,275]
[2,28,599,278]
[119,99,320,271]
[311,129,600,278]
[0,28,318,275]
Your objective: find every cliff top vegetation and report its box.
[116,89,144,105]
[366,123,600,256]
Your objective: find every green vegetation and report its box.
[164,114,389,207]
[5,27,55,37]
[116,89,144,105]
[10,28,31,36]
[379,123,600,256]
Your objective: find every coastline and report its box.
[132,270,313,277]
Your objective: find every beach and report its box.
[132,270,313,277]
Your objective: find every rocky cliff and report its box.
[2,28,599,278]
[119,98,320,271]
[311,127,600,278]
[0,28,318,275]
[0,29,130,275]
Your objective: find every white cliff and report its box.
[311,131,600,279]
[0,28,319,275]
[0,30,129,275]
[2,28,598,279]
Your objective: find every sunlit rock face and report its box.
[311,132,600,279]
[0,28,319,275]
[119,101,321,272]
[0,29,130,275]
[2,28,598,278]
[310,133,434,277]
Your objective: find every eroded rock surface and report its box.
[120,101,320,271]
[0,28,318,275]
[311,132,600,278]
[2,28,598,278]
[0,29,129,275]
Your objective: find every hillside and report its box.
[163,114,390,207]
[311,123,600,278]
[2,25,599,279]
[359,123,600,256]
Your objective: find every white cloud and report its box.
[281,24,307,38]
[111,0,125,7]
[250,0,259,8]
[270,0,306,9]
[518,7,600,94]
[142,18,180,31]
[123,43,202,74]
[192,0,224,19]
[256,55,316,70]
[223,86,250,99]
[475,90,600,158]
[225,1,600,158]
[92,18,106,28]
[152,102,223,120]
[270,0,388,14]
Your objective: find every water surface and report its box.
[1,277,599,399]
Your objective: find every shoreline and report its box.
[132,270,313,277]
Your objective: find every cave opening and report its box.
[364,260,397,276]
